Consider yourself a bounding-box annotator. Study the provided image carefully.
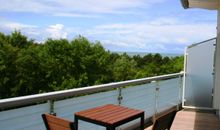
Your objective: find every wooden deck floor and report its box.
[145,110,220,130]
[170,110,220,130]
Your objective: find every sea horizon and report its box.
[111,51,183,57]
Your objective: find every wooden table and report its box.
[74,104,145,130]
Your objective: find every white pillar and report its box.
[213,10,220,112]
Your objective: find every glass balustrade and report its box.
[0,73,182,130]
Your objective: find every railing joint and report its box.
[117,87,123,105]
[48,100,56,115]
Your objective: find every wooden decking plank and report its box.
[170,110,220,130]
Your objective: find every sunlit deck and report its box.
[170,110,220,130]
[145,109,220,130]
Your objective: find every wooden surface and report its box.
[75,104,144,125]
[170,110,220,130]
[42,114,74,130]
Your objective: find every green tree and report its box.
[13,45,46,96]
[0,34,18,98]
[43,39,78,90]
[9,31,31,48]
[113,56,137,81]
[0,31,184,98]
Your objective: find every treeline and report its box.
[0,31,183,99]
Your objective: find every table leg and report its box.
[74,115,78,130]
[106,126,115,130]
[140,113,144,130]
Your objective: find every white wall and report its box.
[213,10,220,111]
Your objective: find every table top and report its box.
[75,104,144,125]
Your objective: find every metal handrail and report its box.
[0,73,183,109]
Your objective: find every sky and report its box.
[0,0,217,54]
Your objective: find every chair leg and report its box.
[74,116,78,130]
[107,126,115,130]
[141,113,145,130]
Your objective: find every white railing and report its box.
[0,73,183,130]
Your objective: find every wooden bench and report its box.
[42,113,74,130]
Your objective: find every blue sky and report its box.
[0,0,217,54]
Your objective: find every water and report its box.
[112,51,183,57]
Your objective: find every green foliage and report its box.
[113,56,137,81]
[0,31,184,98]
[9,31,32,48]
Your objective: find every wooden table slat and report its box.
[87,106,129,121]
[101,108,136,122]
[75,104,112,115]
[82,105,125,119]
[106,110,143,124]
[74,104,145,130]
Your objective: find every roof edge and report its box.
[180,0,189,9]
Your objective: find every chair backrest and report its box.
[152,110,176,130]
[42,113,74,130]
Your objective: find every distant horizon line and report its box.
[110,50,184,55]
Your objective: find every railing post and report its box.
[48,100,56,115]
[117,87,123,105]
[178,75,183,111]
[155,81,160,115]
[152,80,160,122]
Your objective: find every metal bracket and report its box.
[118,87,123,105]
[48,100,56,115]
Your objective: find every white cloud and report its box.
[0,16,216,53]
[0,0,53,13]
[0,20,37,30]
[0,19,70,41]
[0,19,39,38]
[84,17,216,52]
[149,17,178,25]
[0,0,166,16]
[55,0,147,14]
[53,13,100,18]
[46,24,68,39]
